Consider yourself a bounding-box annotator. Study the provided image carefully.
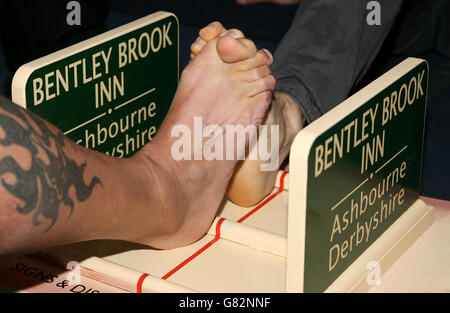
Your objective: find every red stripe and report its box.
[136,273,149,293]
[161,218,225,280]
[237,171,288,224]
[137,171,288,288]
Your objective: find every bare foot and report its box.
[191,22,305,207]
[134,34,275,248]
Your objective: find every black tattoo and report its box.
[0,99,101,231]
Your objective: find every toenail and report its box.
[261,49,273,61]
[193,38,202,46]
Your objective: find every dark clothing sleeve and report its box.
[272,0,403,123]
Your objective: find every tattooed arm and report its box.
[0,96,180,256]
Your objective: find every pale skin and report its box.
[191,22,305,206]
[0,35,275,256]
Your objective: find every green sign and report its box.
[287,58,429,292]
[12,12,178,158]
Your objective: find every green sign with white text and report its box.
[13,12,178,158]
[304,61,428,292]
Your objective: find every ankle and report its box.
[274,92,304,149]
[131,145,187,239]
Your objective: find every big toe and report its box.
[216,36,257,63]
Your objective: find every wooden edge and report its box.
[207,217,287,257]
[285,128,312,292]
[325,199,434,292]
[32,252,195,293]
[79,256,196,293]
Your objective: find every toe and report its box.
[199,21,225,41]
[220,28,245,39]
[192,22,231,59]
[242,65,272,82]
[217,37,257,63]
[192,25,246,60]
[190,37,207,57]
[249,74,276,96]
[231,49,273,71]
